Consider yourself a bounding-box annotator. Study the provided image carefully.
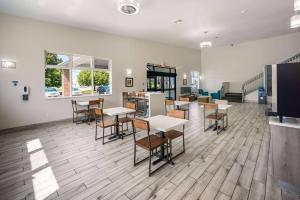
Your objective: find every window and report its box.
[45,51,111,98]
[191,71,200,89]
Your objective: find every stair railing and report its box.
[241,72,264,103]
[241,52,300,103]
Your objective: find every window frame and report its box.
[44,50,112,99]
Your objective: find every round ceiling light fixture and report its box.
[118,0,140,15]
[200,31,212,48]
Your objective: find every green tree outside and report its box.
[45,52,62,88]
[77,70,109,88]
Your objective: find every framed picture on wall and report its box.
[125,77,133,87]
[183,79,187,85]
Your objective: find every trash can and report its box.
[258,87,267,104]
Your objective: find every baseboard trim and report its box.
[245,100,258,103]
[0,118,73,135]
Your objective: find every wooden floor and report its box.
[0,103,299,200]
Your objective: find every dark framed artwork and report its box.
[183,79,187,85]
[125,77,133,87]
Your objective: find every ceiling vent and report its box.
[118,0,140,15]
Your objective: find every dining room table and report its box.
[77,101,136,140]
[103,107,136,139]
[201,103,232,131]
[146,115,189,165]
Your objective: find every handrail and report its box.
[241,52,300,103]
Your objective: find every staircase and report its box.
[224,93,243,103]
[241,52,300,103]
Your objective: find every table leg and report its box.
[153,131,168,165]
[109,115,120,140]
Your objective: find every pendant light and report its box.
[200,31,212,48]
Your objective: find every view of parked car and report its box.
[72,87,82,96]
[97,85,110,94]
[45,87,60,97]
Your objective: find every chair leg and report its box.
[121,123,124,139]
[95,125,98,140]
[182,134,185,152]
[133,144,136,166]
[102,128,105,144]
[149,150,152,176]
[169,141,173,163]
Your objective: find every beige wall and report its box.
[201,32,300,93]
[0,13,201,130]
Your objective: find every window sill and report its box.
[45,93,112,100]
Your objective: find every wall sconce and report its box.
[0,60,16,69]
[183,73,187,85]
[126,68,132,77]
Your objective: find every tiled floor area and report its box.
[0,103,298,200]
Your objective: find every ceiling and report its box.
[0,0,299,49]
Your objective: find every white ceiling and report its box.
[0,0,299,49]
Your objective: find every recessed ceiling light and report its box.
[118,0,140,15]
[241,9,248,14]
[174,19,184,24]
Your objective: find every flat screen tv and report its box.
[277,63,300,122]
[181,87,191,95]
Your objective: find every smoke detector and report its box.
[118,0,140,15]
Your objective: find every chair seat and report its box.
[156,130,183,140]
[206,113,227,120]
[119,117,133,123]
[179,107,189,111]
[136,135,168,150]
[75,109,88,114]
[97,119,117,128]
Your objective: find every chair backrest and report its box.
[127,102,136,110]
[129,92,136,98]
[122,92,129,98]
[132,119,151,146]
[89,99,101,106]
[203,103,218,110]
[215,100,228,105]
[94,108,104,116]
[165,99,175,106]
[132,119,149,131]
[179,97,189,102]
[167,110,185,119]
[138,92,146,98]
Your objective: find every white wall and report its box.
[201,32,300,93]
[0,13,201,130]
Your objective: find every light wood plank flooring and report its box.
[0,103,299,200]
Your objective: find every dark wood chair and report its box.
[132,119,169,176]
[95,108,117,144]
[165,99,175,113]
[71,100,89,124]
[88,99,102,124]
[178,97,190,119]
[119,102,136,138]
[203,103,227,134]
